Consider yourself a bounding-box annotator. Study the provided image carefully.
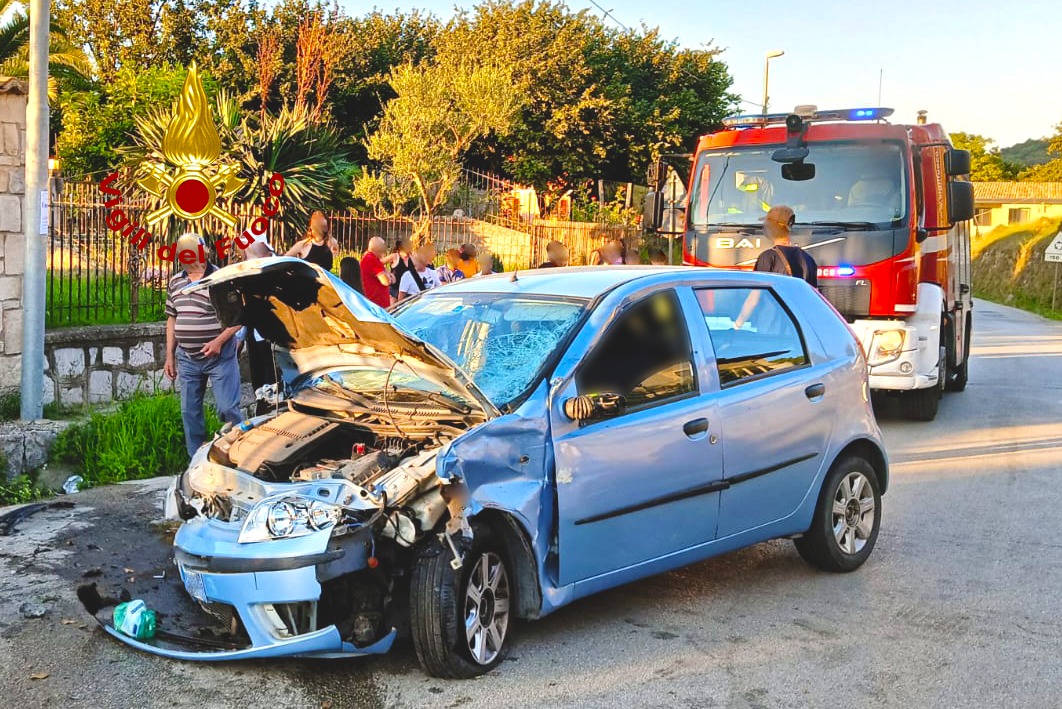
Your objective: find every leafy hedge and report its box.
[51,393,221,485]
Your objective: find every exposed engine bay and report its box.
[170,398,482,650]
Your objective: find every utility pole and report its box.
[20,0,49,420]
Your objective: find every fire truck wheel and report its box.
[794,455,881,572]
[945,318,971,392]
[899,387,939,421]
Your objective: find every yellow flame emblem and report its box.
[138,62,245,228]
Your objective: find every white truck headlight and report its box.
[239,495,341,543]
[868,329,906,366]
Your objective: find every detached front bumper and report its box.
[106,514,394,661]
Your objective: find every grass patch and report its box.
[973,217,1062,318]
[51,393,221,485]
[0,391,93,422]
[47,272,167,328]
[0,450,51,506]
[0,473,51,506]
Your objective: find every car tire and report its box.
[410,524,513,678]
[794,456,882,573]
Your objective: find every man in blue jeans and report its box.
[163,233,243,458]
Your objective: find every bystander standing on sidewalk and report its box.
[538,240,569,268]
[239,237,279,415]
[436,249,467,284]
[164,233,244,457]
[361,237,397,309]
[475,251,496,276]
[398,244,439,300]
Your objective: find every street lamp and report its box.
[762,50,785,116]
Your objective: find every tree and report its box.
[356,60,522,239]
[949,132,1017,181]
[294,8,341,121]
[56,64,203,176]
[0,0,93,98]
[433,1,736,189]
[122,91,355,239]
[1020,122,1062,182]
[54,0,167,81]
[1000,138,1051,168]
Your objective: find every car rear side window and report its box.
[577,290,696,411]
[695,287,809,386]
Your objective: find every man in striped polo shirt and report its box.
[163,233,243,457]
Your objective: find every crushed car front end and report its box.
[115,409,474,660]
[99,257,494,660]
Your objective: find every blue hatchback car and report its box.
[112,257,887,677]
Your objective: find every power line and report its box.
[586,0,630,32]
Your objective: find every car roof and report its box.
[435,266,793,300]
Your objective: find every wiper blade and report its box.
[705,222,762,228]
[796,221,875,230]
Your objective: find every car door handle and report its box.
[805,383,826,400]
[683,418,710,437]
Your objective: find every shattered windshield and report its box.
[394,293,587,406]
[688,141,907,228]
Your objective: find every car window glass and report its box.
[696,288,809,385]
[394,294,587,406]
[576,290,696,409]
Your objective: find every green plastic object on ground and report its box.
[114,599,157,640]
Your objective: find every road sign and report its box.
[1046,229,1062,263]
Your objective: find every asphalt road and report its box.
[2,299,1060,709]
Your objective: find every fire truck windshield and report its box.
[689,142,907,229]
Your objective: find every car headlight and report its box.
[867,329,906,366]
[239,495,341,543]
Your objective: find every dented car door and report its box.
[549,288,726,585]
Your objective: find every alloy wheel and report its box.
[832,472,876,555]
[463,551,511,665]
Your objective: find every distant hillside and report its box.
[973,217,1062,318]
[1001,138,1051,167]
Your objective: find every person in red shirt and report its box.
[360,237,396,309]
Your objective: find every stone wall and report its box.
[0,78,27,393]
[45,322,170,407]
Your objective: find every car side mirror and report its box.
[564,393,626,422]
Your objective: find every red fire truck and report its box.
[646,106,975,420]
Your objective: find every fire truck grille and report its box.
[819,279,871,320]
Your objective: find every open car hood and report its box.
[186,257,496,417]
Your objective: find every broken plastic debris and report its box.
[114,599,157,640]
[62,475,84,494]
[29,673,49,680]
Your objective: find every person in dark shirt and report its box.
[286,211,339,271]
[390,237,414,299]
[538,240,568,268]
[753,205,818,287]
[340,256,363,294]
[733,205,818,329]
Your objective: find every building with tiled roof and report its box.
[972,181,1062,229]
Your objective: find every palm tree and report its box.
[0,0,93,98]
[121,90,355,244]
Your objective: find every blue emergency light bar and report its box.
[722,107,895,129]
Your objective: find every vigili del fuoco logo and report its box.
[98,62,285,263]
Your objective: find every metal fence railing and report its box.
[46,177,647,328]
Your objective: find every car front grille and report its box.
[819,279,871,320]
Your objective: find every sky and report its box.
[351,0,1062,148]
